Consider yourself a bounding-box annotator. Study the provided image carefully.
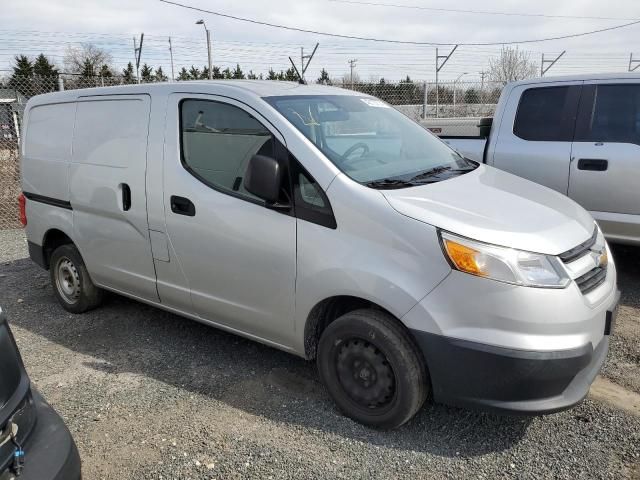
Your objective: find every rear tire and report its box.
[317,308,429,429]
[50,244,103,314]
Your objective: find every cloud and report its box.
[2,0,639,81]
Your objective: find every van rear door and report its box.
[69,95,158,301]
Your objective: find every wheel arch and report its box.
[41,228,76,269]
[303,295,408,360]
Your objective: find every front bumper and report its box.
[1,390,81,480]
[411,329,610,414]
[402,260,619,414]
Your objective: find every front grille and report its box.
[559,228,598,263]
[575,266,607,294]
[560,227,608,295]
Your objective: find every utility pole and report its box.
[288,43,318,84]
[435,45,458,118]
[168,37,175,81]
[541,51,566,77]
[629,53,640,72]
[348,59,358,90]
[133,33,144,84]
[479,70,488,105]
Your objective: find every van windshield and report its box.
[264,95,476,188]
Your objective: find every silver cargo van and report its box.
[20,81,619,429]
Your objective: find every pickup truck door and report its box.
[569,82,640,233]
[489,83,582,194]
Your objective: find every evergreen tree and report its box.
[177,67,190,81]
[284,67,298,81]
[122,62,135,83]
[267,68,278,80]
[188,66,201,79]
[33,54,58,78]
[9,55,35,95]
[212,66,223,79]
[247,70,258,80]
[232,64,245,79]
[99,64,113,78]
[154,66,168,82]
[222,68,232,79]
[316,68,331,85]
[11,55,33,78]
[200,67,210,79]
[80,58,95,78]
[140,63,154,82]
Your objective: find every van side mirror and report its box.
[244,154,284,204]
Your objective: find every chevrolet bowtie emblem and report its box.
[592,248,608,269]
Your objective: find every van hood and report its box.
[381,165,594,255]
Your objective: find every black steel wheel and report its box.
[317,309,429,429]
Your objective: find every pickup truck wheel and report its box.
[317,309,429,430]
[50,244,103,314]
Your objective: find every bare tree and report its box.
[488,47,537,86]
[64,43,112,75]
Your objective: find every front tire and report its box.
[50,244,103,314]
[317,309,429,429]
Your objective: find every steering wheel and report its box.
[340,142,370,163]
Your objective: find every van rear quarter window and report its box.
[24,103,75,161]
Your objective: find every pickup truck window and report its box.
[514,86,576,142]
[180,99,275,201]
[265,95,474,187]
[576,84,640,145]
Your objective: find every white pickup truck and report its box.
[424,73,640,246]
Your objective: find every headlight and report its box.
[440,231,570,288]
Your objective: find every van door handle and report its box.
[122,183,131,211]
[577,159,608,171]
[170,196,196,216]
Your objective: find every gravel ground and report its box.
[0,231,639,479]
[0,228,27,262]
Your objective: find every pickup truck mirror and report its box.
[478,117,493,139]
[244,154,284,204]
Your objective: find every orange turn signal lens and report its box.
[443,238,486,276]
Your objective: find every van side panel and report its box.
[69,95,158,302]
[21,102,75,201]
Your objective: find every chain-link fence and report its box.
[0,75,501,229]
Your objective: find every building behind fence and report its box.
[0,75,501,229]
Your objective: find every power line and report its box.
[327,0,639,22]
[158,0,640,46]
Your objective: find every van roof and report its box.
[26,80,360,106]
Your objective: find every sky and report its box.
[1,0,640,82]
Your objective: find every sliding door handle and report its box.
[577,159,608,171]
[170,195,196,216]
[122,183,131,211]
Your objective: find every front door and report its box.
[162,94,296,346]
[569,82,640,227]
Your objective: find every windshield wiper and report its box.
[409,165,476,182]
[365,178,427,189]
